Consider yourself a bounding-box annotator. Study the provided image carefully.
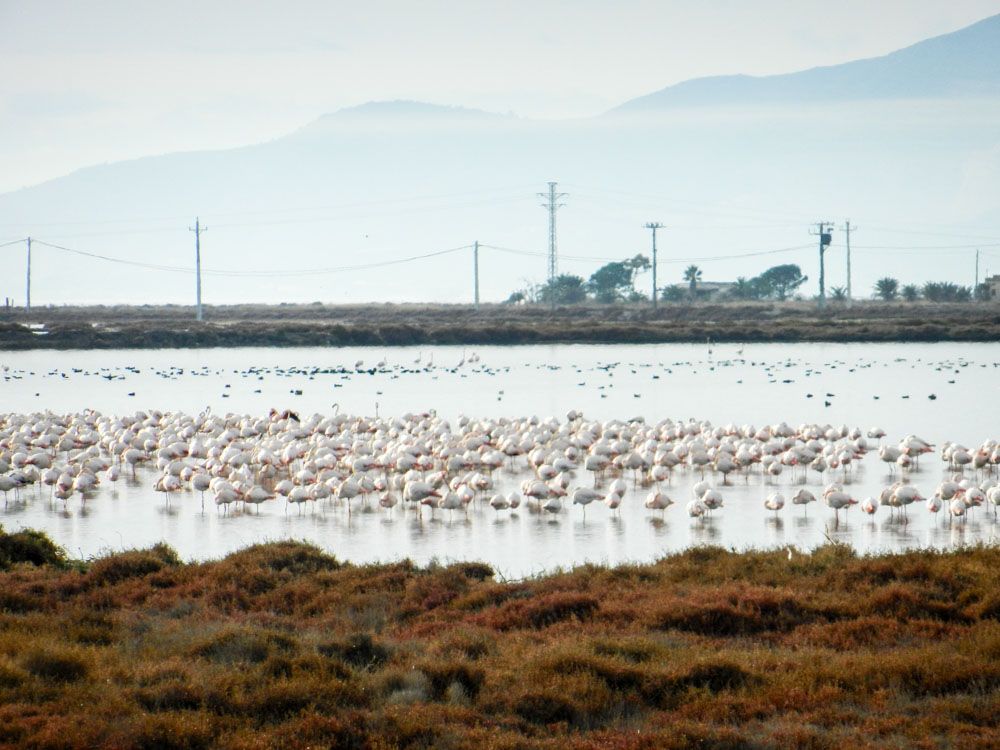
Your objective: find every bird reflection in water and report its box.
[691,517,721,542]
[646,516,668,534]
[764,516,784,536]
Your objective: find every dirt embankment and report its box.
[1,301,998,349]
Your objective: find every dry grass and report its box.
[2,300,998,348]
[0,526,998,748]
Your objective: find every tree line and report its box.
[505,253,994,305]
[506,256,808,305]
[870,278,991,303]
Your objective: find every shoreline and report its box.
[2,301,999,349]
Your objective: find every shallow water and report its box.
[1,342,998,575]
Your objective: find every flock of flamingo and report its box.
[1,408,998,532]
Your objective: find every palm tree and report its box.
[830,286,847,302]
[874,277,899,301]
[683,265,702,299]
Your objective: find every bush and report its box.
[483,591,600,630]
[417,659,486,701]
[22,647,90,683]
[116,713,214,750]
[0,656,28,688]
[317,633,391,670]
[222,541,340,576]
[88,543,180,585]
[190,628,297,665]
[0,526,67,570]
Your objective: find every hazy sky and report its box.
[2,0,999,191]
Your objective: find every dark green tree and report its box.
[829,286,847,301]
[874,277,899,301]
[974,283,993,302]
[726,276,768,300]
[683,265,702,299]
[587,254,650,303]
[538,274,588,305]
[901,284,920,302]
[755,264,808,300]
[660,285,686,303]
[922,282,971,302]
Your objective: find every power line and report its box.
[562,183,810,223]
[31,239,194,273]
[852,242,1000,250]
[481,242,813,264]
[0,183,541,229]
[28,238,474,278]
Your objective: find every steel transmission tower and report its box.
[538,182,567,282]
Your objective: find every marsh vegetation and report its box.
[1,527,998,748]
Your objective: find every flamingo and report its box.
[824,486,857,524]
[572,487,602,516]
[489,493,510,513]
[792,488,816,514]
[764,492,784,515]
[644,490,673,514]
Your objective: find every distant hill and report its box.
[302,100,512,130]
[611,13,1000,112]
[1,17,998,305]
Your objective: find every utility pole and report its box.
[189,218,207,321]
[644,222,664,309]
[975,249,980,290]
[811,222,834,309]
[473,240,480,310]
[538,182,567,283]
[842,221,854,306]
[25,236,31,313]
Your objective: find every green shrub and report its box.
[0,526,67,569]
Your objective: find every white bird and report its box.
[489,493,510,512]
[764,493,784,514]
[644,491,673,513]
[686,499,706,519]
[572,487,602,514]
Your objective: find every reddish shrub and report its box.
[481,591,600,630]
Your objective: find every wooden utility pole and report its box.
[25,236,31,313]
[812,222,834,309]
[473,240,480,310]
[644,222,664,309]
[189,218,207,321]
[843,221,854,306]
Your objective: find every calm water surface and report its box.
[1,342,998,575]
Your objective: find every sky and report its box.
[2,0,1000,192]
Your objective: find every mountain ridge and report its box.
[610,12,1000,113]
